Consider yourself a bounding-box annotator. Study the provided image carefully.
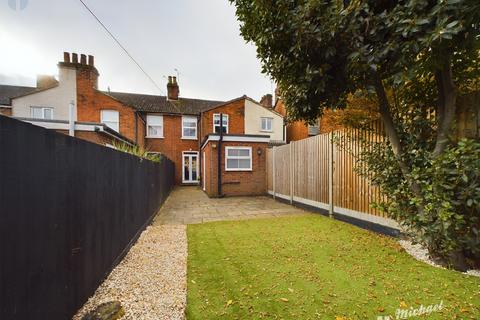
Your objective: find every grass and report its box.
[186,215,480,319]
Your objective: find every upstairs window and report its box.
[146,115,164,138]
[31,106,53,120]
[225,147,252,171]
[182,116,197,139]
[101,110,119,132]
[261,117,273,132]
[213,113,229,134]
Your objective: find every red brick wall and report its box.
[200,99,245,139]
[145,114,199,184]
[76,66,139,144]
[202,140,267,197]
[287,120,309,142]
[0,107,12,116]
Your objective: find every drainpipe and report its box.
[68,100,75,137]
[134,112,138,144]
[217,113,223,197]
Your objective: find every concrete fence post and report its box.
[329,132,334,218]
[289,142,294,204]
[272,146,276,199]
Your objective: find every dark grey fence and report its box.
[0,116,175,320]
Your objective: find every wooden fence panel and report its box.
[268,120,392,223]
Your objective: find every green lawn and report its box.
[186,215,480,319]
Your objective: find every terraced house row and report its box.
[0,52,285,197]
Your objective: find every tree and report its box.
[231,0,480,268]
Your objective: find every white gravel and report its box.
[399,239,480,277]
[73,225,187,320]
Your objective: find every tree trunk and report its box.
[373,75,425,213]
[433,61,457,158]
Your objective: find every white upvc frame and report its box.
[182,151,199,184]
[261,117,273,132]
[146,114,164,138]
[225,146,252,171]
[181,116,198,140]
[31,106,54,120]
[213,113,229,134]
[101,109,120,132]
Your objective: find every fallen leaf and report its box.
[226,300,233,307]
[400,301,407,308]
[288,288,294,293]
[377,307,385,312]
[191,280,196,284]
[280,298,289,302]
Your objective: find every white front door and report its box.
[182,152,199,184]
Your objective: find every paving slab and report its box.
[153,186,309,225]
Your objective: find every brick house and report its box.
[199,96,283,197]
[0,52,285,196]
[273,93,320,143]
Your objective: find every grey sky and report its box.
[0,0,273,101]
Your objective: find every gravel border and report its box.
[73,225,187,320]
[399,239,480,277]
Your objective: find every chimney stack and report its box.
[36,75,58,89]
[60,52,99,89]
[260,94,273,109]
[167,76,179,100]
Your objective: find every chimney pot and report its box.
[72,53,79,64]
[63,52,70,63]
[172,76,177,84]
[88,55,94,66]
[80,54,87,65]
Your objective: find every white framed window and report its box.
[261,117,273,132]
[101,110,119,132]
[213,113,229,134]
[31,106,53,120]
[146,115,163,138]
[182,116,197,139]
[225,147,252,171]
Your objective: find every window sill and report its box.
[225,168,253,172]
[181,137,198,140]
[145,136,164,139]
[260,130,273,133]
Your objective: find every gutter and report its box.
[94,126,135,147]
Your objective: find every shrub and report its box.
[112,141,162,163]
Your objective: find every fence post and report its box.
[289,142,294,204]
[329,132,334,218]
[272,146,276,199]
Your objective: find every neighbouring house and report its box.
[0,52,285,195]
[0,85,36,116]
[273,96,321,143]
[6,53,136,147]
